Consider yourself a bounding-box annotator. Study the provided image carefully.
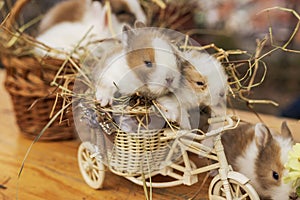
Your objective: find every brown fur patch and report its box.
[221,123,255,170]
[125,47,155,84]
[255,139,283,189]
[39,0,86,33]
[183,63,207,93]
[126,48,155,69]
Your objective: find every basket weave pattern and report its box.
[109,130,170,176]
[2,55,75,140]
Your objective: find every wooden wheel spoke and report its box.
[235,184,240,197]
[87,169,92,177]
[220,187,225,194]
[91,170,97,181]
[92,158,98,165]
[93,169,100,177]
[82,150,90,161]
[93,164,101,171]
[228,184,235,197]
[239,193,249,200]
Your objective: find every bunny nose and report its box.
[166,77,174,85]
[219,91,225,97]
[289,192,298,200]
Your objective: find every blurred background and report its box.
[1,0,299,118]
[196,0,300,118]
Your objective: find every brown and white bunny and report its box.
[221,121,297,200]
[35,0,146,58]
[182,50,228,111]
[156,60,208,129]
[93,22,182,107]
[39,0,146,34]
[157,50,227,129]
[35,0,111,58]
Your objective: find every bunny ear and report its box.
[122,24,135,47]
[281,121,293,140]
[134,21,146,28]
[254,123,272,148]
[90,1,108,31]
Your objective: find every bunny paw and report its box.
[96,88,114,107]
[157,97,180,122]
[159,104,180,122]
[162,108,179,122]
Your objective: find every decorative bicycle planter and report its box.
[75,100,260,200]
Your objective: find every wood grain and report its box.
[0,69,298,200]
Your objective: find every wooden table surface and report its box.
[0,69,299,200]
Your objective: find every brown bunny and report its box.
[221,122,296,200]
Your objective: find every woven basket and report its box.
[92,104,176,176]
[1,0,76,140]
[109,129,170,176]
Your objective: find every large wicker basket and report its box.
[2,56,75,140]
[1,0,76,140]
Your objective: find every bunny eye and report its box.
[196,81,205,86]
[144,61,153,68]
[272,171,279,180]
[116,10,127,15]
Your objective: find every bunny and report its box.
[221,121,297,200]
[156,50,227,129]
[156,60,208,129]
[93,22,182,107]
[38,0,146,34]
[35,0,147,59]
[182,50,228,111]
[35,0,117,59]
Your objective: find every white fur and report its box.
[95,49,144,106]
[35,22,100,59]
[156,95,180,122]
[235,140,261,195]
[147,38,180,94]
[125,0,147,23]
